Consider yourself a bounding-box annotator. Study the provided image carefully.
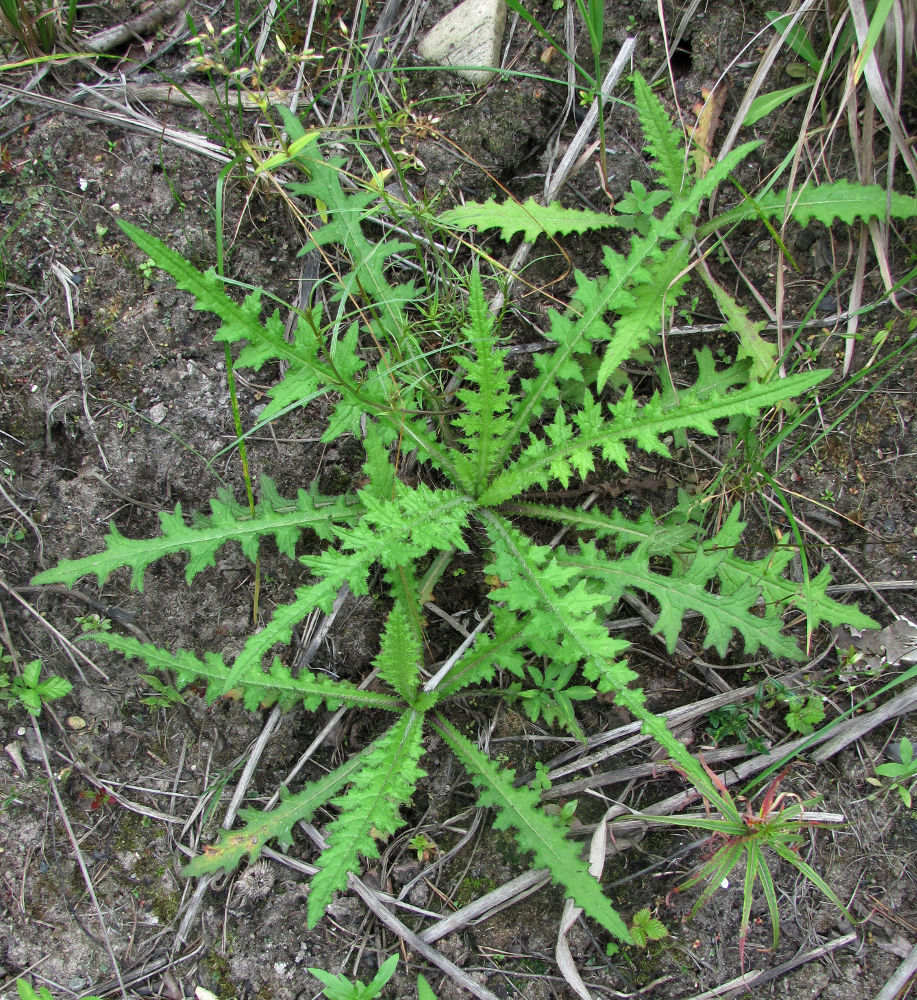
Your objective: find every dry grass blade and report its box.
[715,0,822,181]
[0,83,232,161]
[847,0,917,186]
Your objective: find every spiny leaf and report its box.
[702,271,777,379]
[633,72,688,196]
[277,108,417,356]
[82,631,401,713]
[507,498,876,633]
[182,752,367,877]
[706,178,917,233]
[374,600,421,701]
[433,715,632,942]
[433,607,529,699]
[214,483,472,692]
[438,197,624,242]
[557,539,803,660]
[449,265,514,493]
[31,478,357,592]
[482,369,830,505]
[482,514,633,693]
[595,240,692,390]
[307,711,426,927]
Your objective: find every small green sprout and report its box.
[2,660,72,716]
[871,738,916,808]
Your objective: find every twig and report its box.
[681,932,858,999]
[811,681,917,762]
[262,839,504,1000]
[347,874,504,1000]
[0,477,44,567]
[0,576,109,680]
[82,0,188,54]
[875,941,917,1000]
[174,705,284,944]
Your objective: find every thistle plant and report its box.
[33,74,912,944]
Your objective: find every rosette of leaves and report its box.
[34,73,904,940]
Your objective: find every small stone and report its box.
[418,0,507,86]
[66,715,87,730]
[148,402,167,424]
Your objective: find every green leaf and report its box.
[767,11,821,67]
[36,676,74,702]
[307,711,426,927]
[433,715,633,942]
[417,974,438,1000]
[743,83,813,126]
[706,179,917,234]
[562,540,800,659]
[183,751,368,877]
[308,953,399,1000]
[18,689,41,714]
[32,478,357,591]
[21,659,41,688]
[439,197,624,242]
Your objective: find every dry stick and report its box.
[346,0,403,123]
[253,0,279,64]
[811,680,917,763]
[0,576,109,681]
[488,38,636,315]
[88,80,292,110]
[682,931,858,1000]
[82,0,188,53]
[543,742,758,802]
[875,941,917,1000]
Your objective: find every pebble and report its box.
[418,0,507,85]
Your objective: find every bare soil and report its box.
[1,2,915,1000]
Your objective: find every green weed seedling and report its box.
[605,907,668,956]
[33,73,915,948]
[0,659,72,717]
[643,764,849,968]
[309,954,437,1000]
[16,981,101,1000]
[870,737,917,808]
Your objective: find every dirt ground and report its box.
[1,1,916,999]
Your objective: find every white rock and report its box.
[418,0,507,86]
